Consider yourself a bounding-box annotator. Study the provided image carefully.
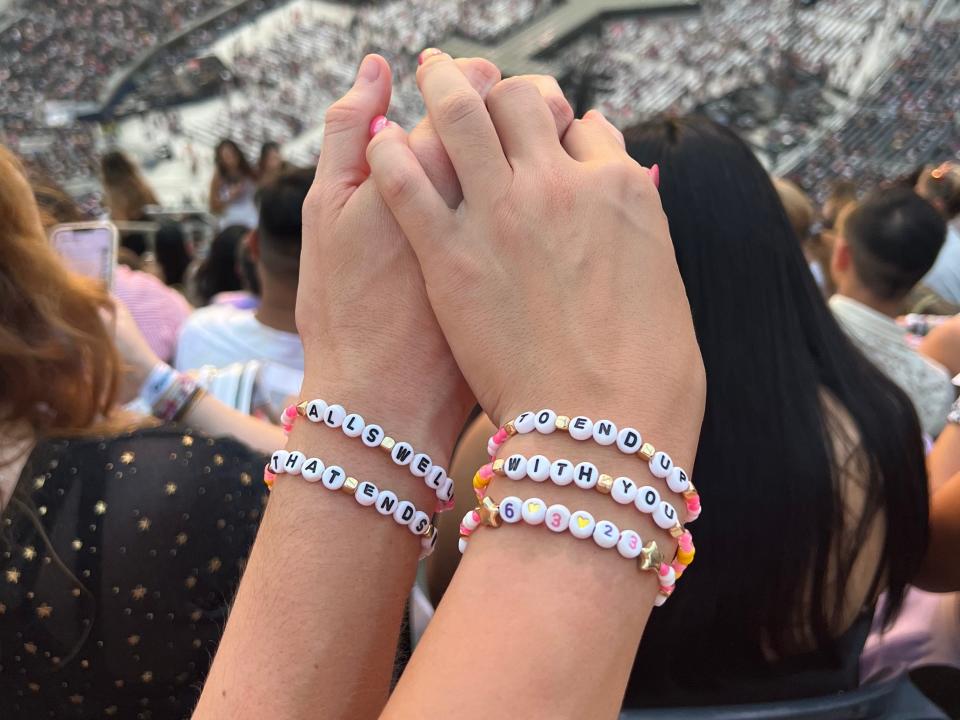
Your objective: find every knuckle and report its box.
[323,99,362,136]
[435,90,484,129]
[487,76,537,107]
[546,94,575,133]
[378,165,419,207]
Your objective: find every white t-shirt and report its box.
[175,305,304,413]
[923,223,960,305]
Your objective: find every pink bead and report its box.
[658,563,670,579]
[478,463,494,480]
[678,531,694,552]
[460,524,474,536]
[686,495,701,511]
[672,561,686,576]
[487,441,498,457]
[687,507,701,522]
[437,498,456,512]
[494,428,509,443]
[264,468,277,483]
[474,487,485,501]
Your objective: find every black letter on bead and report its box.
[401,505,415,522]
[426,467,445,488]
[663,503,676,520]
[578,465,595,482]
[378,494,397,513]
[572,417,588,430]
[507,456,524,473]
[537,411,551,424]
[645,490,657,506]
[394,445,413,463]
[619,478,634,493]
[360,482,375,498]
[285,454,299,469]
[303,459,319,475]
[597,421,613,438]
[658,454,672,471]
[327,468,342,482]
[307,404,321,421]
[416,456,431,473]
[365,427,382,444]
[415,518,428,533]
[270,454,281,472]
[345,415,358,431]
[624,431,638,449]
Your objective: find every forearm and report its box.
[914,470,960,592]
[928,422,960,492]
[181,392,285,455]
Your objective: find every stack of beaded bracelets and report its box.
[458,496,684,605]
[264,451,439,559]
[486,410,701,521]
[278,398,456,511]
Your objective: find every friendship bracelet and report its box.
[282,399,456,511]
[488,410,701,521]
[265,451,439,559]
[458,496,679,604]
[151,371,204,423]
[472,455,685,538]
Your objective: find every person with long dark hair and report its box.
[190,224,254,307]
[617,116,928,706]
[209,139,258,230]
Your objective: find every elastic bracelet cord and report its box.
[265,451,439,559]
[488,410,701,521]
[281,399,456,512]
[458,495,690,605]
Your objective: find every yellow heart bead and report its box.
[576,516,590,529]
[526,502,541,514]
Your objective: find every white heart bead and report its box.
[410,453,432,478]
[654,501,679,530]
[321,465,345,490]
[593,520,620,549]
[535,409,557,434]
[526,455,551,482]
[592,419,618,446]
[616,427,642,454]
[499,496,523,524]
[635,486,661,513]
[545,504,571,532]
[301,458,324,482]
[504,454,527,480]
[549,459,575,486]
[666,467,691,494]
[568,510,596,539]
[617,529,643,559]
[650,451,673,479]
[521,498,547,525]
[324,404,346,428]
[376,490,399,516]
[362,424,384,448]
[514,412,536,434]
[569,416,593,441]
[283,451,305,475]
[355,481,378,506]
[611,476,638,505]
[305,399,327,422]
[574,461,599,490]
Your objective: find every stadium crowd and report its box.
[2,1,960,718]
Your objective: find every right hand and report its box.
[367,53,705,440]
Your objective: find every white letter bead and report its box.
[410,511,431,535]
[499,496,523,524]
[569,510,596,539]
[341,413,365,438]
[410,453,432,478]
[393,500,417,526]
[320,465,345,490]
[301,457,324,481]
[514,412,536,434]
[545,504,571,532]
[616,427,642,454]
[650,451,673,478]
[535,409,558,434]
[521,498,547,525]
[569,416,594,441]
[526,455,551,482]
[391,441,414,466]
[666,467,691,494]
[654,501,679,530]
[458,537,468,554]
[504,454,528,480]
[635,486,661,513]
[437,477,455,502]
[323,404,346,428]
[283,451,306,474]
[305,399,327,422]
[617,529,643,559]
[375,490,399,516]
[611,476,638,505]
[362,424,384,448]
[425,465,446,490]
[592,419,618,446]
[574,461,599,490]
[593,520,620,549]
[269,450,289,474]
[355,481,378,506]
[549,459,574,486]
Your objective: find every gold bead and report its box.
[341,477,359,495]
[295,400,310,416]
[670,524,685,539]
[492,459,505,475]
[638,443,655,461]
[555,415,571,431]
[596,474,614,494]
[504,421,517,436]
[682,484,698,499]
[423,525,437,541]
[638,541,663,572]
[477,497,501,528]
[380,436,396,452]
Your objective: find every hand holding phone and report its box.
[50,221,119,289]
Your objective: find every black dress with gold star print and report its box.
[0,425,267,719]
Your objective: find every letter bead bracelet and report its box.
[458,496,688,605]
[281,399,456,512]
[265,451,439,559]
[488,411,701,521]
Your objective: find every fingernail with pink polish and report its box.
[369,115,389,137]
[650,164,660,189]
[418,48,443,66]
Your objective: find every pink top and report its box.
[113,265,192,363]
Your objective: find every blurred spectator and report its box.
[100,150,160,257]
[209,139,258,230]
[916,162,960,305]
[154,223,193,289]
[829,187,955,436]
[774,177,823,289]
[190,224,256,308]
[177,167,312,413]
[257,141,285,186]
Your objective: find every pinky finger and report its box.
[366,118,455,259]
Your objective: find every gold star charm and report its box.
[94,501,107,515]
[477,497,501,528]
[120,451,135,464]
[69,694,84,705]
[137,517,151,531]
[131,585,146,600]
[28,682,40,692]
[184,576,197,589]
[165,483,177,496]
[240,472,252,486]
[213,454,224,466]
[0,602,6,613]
[36,603,52,619]
[207,557,222,573]
[24,642,37,654]
[33,476,45,490]
[181,435,194,447]
[5,568,20,584]
[638,541,663,572]
[140,671,153,683]
[22,546,36,561]
[71,539,83,551]
[175,532,188,546]
[127,634,140,646]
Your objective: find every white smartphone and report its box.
[50,221,119,289]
